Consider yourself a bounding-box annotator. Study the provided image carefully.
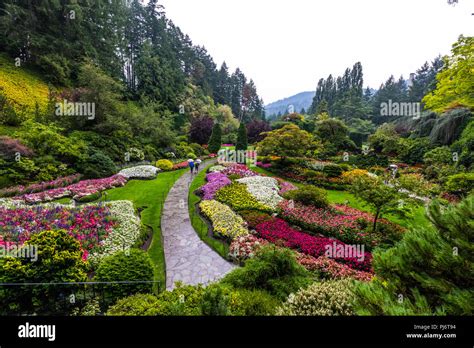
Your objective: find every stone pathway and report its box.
[161,162,236,290]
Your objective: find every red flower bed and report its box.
[255,218,372,272]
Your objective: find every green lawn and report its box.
[252,165,431,230]
[103,170,186,291]
[188,164,229,259]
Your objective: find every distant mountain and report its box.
[265,91,315,119]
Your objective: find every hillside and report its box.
[265,91,315,119]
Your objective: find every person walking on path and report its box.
[195,158,202,173]
[188,159,195,174]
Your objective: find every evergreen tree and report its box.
[235,122,248,151]
[208,122,222,153]
[354,195,474,315]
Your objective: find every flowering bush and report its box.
[172,161,190,170]
[256,161,272,169]
[255,217,372,272]
[13,175,127,203]
[200,172,231,200]
[0,174,82,197]
[278,180,298,195]
[156,159,173,171]
[215,183,272,213]
[229,234,268,262]
[276,280,355,316]
[236,176,283,209]
[341,169,370,184]
[118,165,159,179]
[199,200,249,240]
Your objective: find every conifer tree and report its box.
[208,122,222,154]
[235,122,248,151]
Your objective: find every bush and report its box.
[445,173,474,196]
[94,249,154,305]
[75,191,102,203]
[222,246,312,300]
[235,289,279,315]
[79,148,117,179]
[156,159,173,171]
[283,185,329,208]
[276,279,355,316]
[322,163,343,178]
[201,284,243,316]
[106,293,161,316]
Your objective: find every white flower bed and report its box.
[88,200,141,265]
[118,165,160,179]
[236,176,284,209]
[208,165,226,173]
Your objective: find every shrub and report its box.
[79,148,117,179]
[201,284,243,316]
[276,280,355,316]
[445,173,474,196]
[208,123,222,153]
[222,246,312,300]
[239,210,273,229]
[94,249,154,305]
[322,163,343,178]
[235,289,279,315]
[283,185,329,208]
[106,294,161,316]
[75,191,101,203]
[156,159,173,171]
[341,169,370,184]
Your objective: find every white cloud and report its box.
[160,0,473,103]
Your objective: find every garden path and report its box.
[161,161,236,290]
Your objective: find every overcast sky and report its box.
[159,0,473,104]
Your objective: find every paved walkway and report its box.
[161,162,236,290]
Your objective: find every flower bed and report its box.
[0,200,141,264]
[118,165,160,179]
[278,200,381,247]
[13,175,127,204]
[172,161,190,170]
[255,217,372,272]
[229,234,268,262]
[236,176,283,209]
[277,180,298,195]
[199,200,249,240]
[0,174,82,197]
[221,164,257,178]
[215,183,272,213]
[200,172,231,200]
[208,165,226,173]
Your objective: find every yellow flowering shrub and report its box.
[199,200,249,240]
[341,169,370,184]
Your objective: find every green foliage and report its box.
[156,159,173,171]
[314,116,356,156]
[423,36,474,112]
[75,191,102,203]
[451,119,474,170]
[208,123,222,153]
[0,230,87,315]
[423,146,453,166]
[235,122,248,151]
[222,246,312,300]
[257,124,320,158]
[233,289,279,315]
[354,196,474,315]
[78,148,117,179]
[283,185,329,208]
[94,249,154,305]
[276,279,355,316]
[398,137,431,165]
[445,173,474,196]
[368,123,401,156]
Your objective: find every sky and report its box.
[159,0,473,104]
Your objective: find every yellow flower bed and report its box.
[199,200,249,240]
[0,54,51,118]
[341,169,370,184]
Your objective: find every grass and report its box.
[188,164,229,259]
[100,170,186,291]
[252,165,431,230]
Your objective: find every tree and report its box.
[368,123,401,156]
[246,119,271,143]
[423,36,474,112]
[351,175,414,232]
[354,195,474,315]
[0,230,88,315]
[208,122,222,153]
[256,124,320,158]
[235,122,248,152]
[314,116,356,156]
[189,116,214,145]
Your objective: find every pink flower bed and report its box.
[221,164,257,178]
[14,175,127,204]
[278,181,298,195]
[255,218,372,272]
[229,234,268,262]
[0,205,116,260]
[278,200,377,246]
[0,174,82,197]
[172,161,190,170]
[201,172,231,200]
[256,161,272,169]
